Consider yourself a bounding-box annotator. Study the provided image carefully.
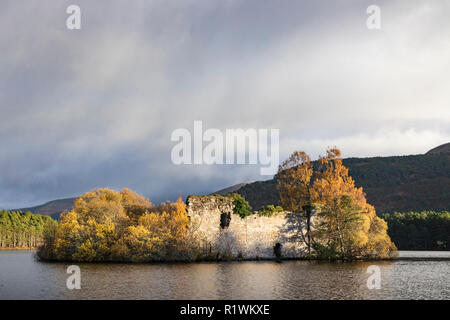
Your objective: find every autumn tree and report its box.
[38,188,193,262]
[278,147,397,259]
[120,188,154,223]
[277,151,313,212]
[137,195,190,259]
[313,195,370,259]
[310,148,369,214]
[277,151,314,255]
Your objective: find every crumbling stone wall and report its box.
[186,195,309,260]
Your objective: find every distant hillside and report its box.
[211,182,252,196]
[17,184,253,219]
[14,143,450,218]
[16,198,75,220]
[426,142,450,155]
[235,144,450,214]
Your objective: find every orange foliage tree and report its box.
[278,147,397,259]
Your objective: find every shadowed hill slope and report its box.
[426,142,450,155]
[210,182,252,196]
[235,144,450,214]
[16,198,75,220]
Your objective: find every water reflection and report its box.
[0,251,448,299]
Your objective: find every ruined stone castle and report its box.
[186,195,310,260]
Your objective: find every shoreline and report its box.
[395,257,450,261]
[4,249,449,262]
[0,247,37,251]
[33,255,450,264]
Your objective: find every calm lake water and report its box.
[0,250,448,300]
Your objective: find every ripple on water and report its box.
[0,251,448,299]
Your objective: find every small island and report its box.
[36,148,397,262]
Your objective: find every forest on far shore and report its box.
[382,211,450,250]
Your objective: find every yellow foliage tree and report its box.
[120,188,154,223]
[277,151,314,255]
[278,147,397,259]
[277,151,313,212]
[39,188,192,262]
[72,188,127,225]
[137,195,190,259]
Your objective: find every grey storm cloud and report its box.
[1,0,449,208]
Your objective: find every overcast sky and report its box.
[1,0,449,208]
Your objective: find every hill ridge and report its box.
[14,143,450,217]
[233,143,450,213]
